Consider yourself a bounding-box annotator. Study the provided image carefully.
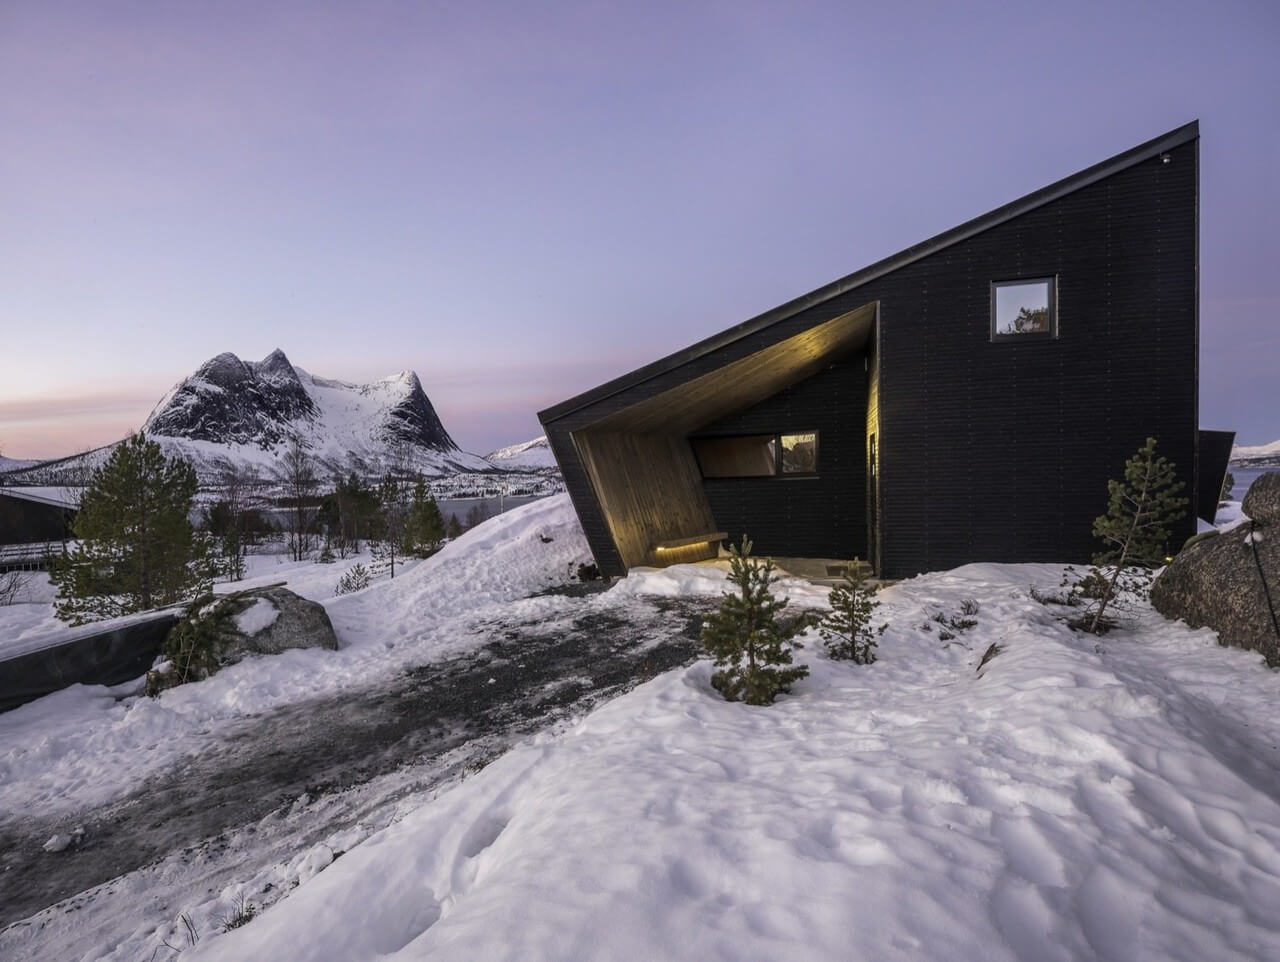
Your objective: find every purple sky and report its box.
[2,0,1277,459]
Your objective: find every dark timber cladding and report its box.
[540,122,1201,580]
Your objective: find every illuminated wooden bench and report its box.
[651,531,727,564]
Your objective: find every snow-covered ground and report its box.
[0,546,410,660]
[0,569,61,650]
[175,561,1280,962]
[0,498,589,818]
[5,496,1280,960]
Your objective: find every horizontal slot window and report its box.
[692,432,819,478]
[692,435,777,478]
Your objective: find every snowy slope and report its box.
[485,435,558,470]
[6,501,1280,961]
[0,455,41,474]
[182,561,1280,962]
[0,497,591,818]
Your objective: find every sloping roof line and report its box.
[0,486,83,509]
[540,120,1199,424]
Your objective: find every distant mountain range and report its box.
[0,456,40,474]
[1232,439,1280,465]
[1,350,559,486]
[485,436,557,470]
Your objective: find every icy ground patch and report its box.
[187,563,1280,962]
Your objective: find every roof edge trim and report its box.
[539,120,1198,424]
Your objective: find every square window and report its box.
[992,278,1055,339]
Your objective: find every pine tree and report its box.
[445,514,463,540]
[372,474,407,578]
[700,536,811,705]
[819,564,885,664]
[1077,436,1188,633]
[50,433,211,624]
[464,501,491,530]
[406,475,446,556]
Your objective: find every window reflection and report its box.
[993,279,1054,337]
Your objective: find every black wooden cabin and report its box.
[0,488,79,546]
[539,122,1209,580]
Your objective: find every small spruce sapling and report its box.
[700,536,810,705]
[148,593,234,694]
[818,564,885,664]
[335,562,372,595]
[1074,436,1187,633]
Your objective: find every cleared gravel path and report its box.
[0,589,709,958]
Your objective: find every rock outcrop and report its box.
[1151,474,1280,666]
[214,585,339,661]
[149,585,339,694]
[1241,472,1280,525]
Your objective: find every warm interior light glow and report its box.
[656,539,715,553]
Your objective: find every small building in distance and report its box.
[540,122,1223,580]
[0,487,81,552]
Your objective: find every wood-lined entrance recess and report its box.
[570,303,876,569]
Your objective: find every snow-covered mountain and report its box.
[140,349,494,479]
[1232,438,1280,464]
[0,456,41,475]
[485,436,558,471]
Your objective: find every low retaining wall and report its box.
[0,611,180,713]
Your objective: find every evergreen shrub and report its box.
[701,536,811,705]
[818,564,885,664]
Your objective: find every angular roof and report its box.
[0,486,83,509]
[540,120,1199,424]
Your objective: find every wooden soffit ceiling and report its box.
[582,301,876,436]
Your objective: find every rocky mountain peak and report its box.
[141,349,466,467]
[380,371,457,452]
[145,350,316,448]
[254,348,300,382]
